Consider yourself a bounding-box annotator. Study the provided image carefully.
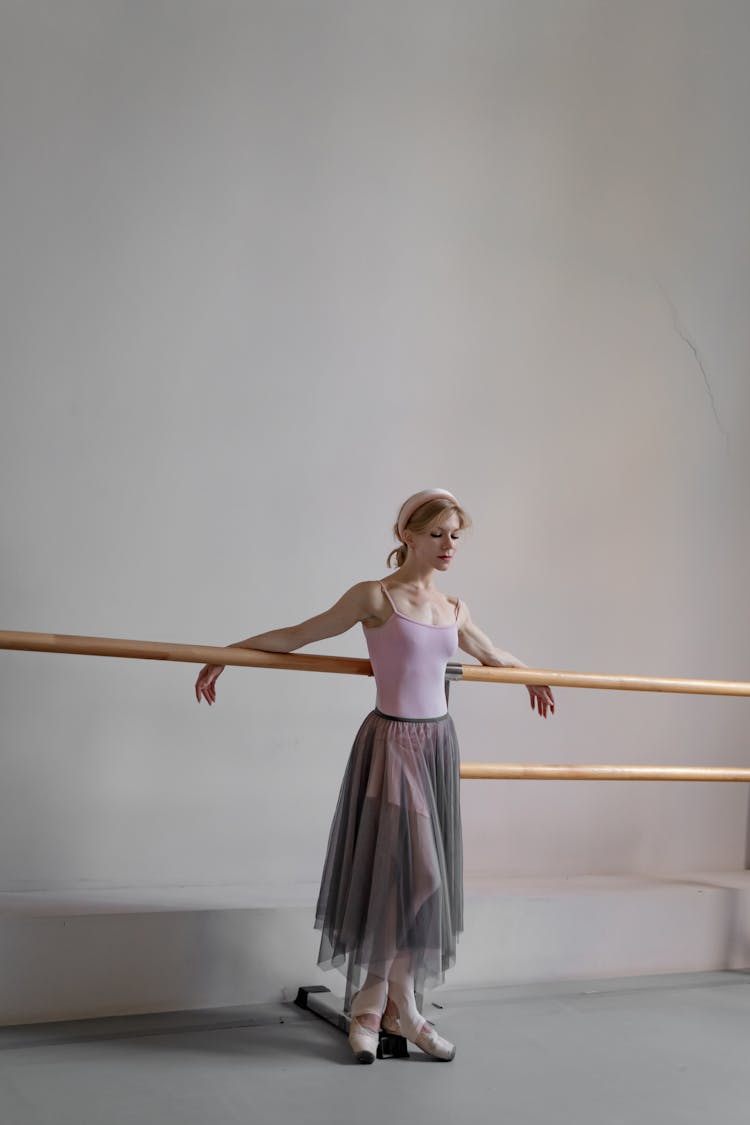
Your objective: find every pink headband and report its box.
[397,489,459,539]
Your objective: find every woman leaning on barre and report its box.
[194,489,554,1064]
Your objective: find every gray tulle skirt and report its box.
[314,709,463,1000]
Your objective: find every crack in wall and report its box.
[655,281,732,463]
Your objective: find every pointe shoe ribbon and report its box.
[348,1016,380,1064]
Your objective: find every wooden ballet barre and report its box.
[449,664,750,697]
[3,631,748,783]
[0,631,372,676]
[1,630,750,697]
[459,763,750,782]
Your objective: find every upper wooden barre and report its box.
[1,630,750,697]
[0,631,372,676]
[455,664,750,696]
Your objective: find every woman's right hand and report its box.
[195,664,225,705]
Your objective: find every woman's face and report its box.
[406,511,462,571]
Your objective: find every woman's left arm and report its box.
[456,602,555,718]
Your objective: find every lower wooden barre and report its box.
[460,763,750,781]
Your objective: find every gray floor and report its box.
[1,972,749,1125]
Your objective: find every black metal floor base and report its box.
[294,986,409,1059]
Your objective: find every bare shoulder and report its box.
[352,578,391,627]
[348,579,385,598]
[452,596,472,629]
[344,579,386,614]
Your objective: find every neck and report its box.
[395,557,438,588]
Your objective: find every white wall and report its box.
[1,0,749,896]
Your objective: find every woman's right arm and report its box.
[194,582,379,704]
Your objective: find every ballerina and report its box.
[195,488,554,1063]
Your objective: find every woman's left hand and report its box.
[527,683,555,718]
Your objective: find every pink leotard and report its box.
[362,584,460,720]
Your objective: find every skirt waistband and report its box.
[374,708,449,724]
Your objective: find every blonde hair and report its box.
[387,497,472,569]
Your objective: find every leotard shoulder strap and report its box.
[379,582,398,613]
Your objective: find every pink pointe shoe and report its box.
[411,1021,456,1061]
[348,1016,380,1064]
[381,1009,455,1062]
